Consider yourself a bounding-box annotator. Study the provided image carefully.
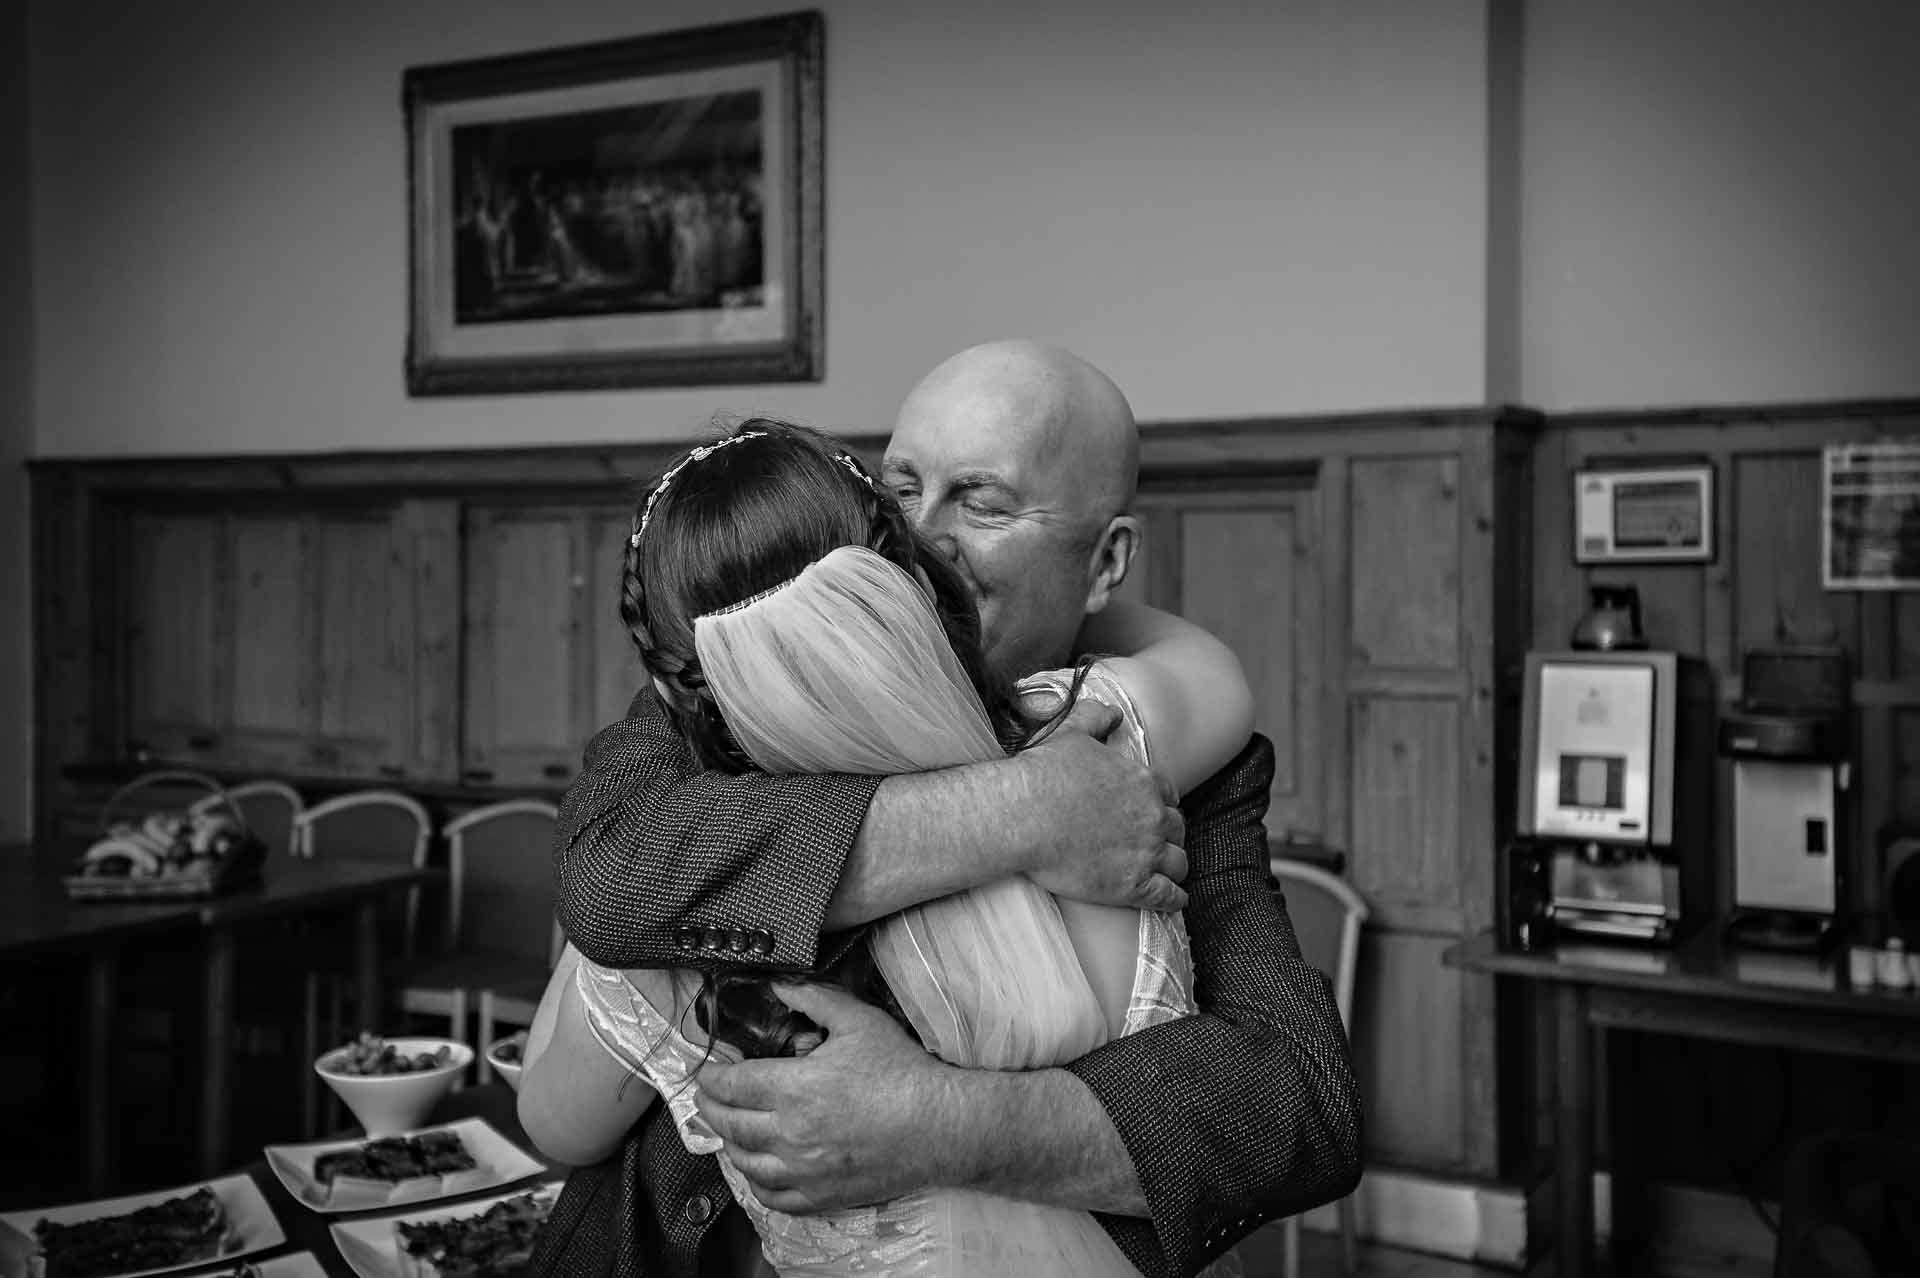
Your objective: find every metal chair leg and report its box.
[1339,1195,1360,1275]
[1282,1216,1300,1278]
[476,990,496,1086]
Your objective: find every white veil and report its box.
[693,545,1110,1069]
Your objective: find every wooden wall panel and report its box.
[1175,495,1322,838]
[1353,930,1468,1169]
[315,515,396,750]
[1732,453,1860,656]
[226,516,309,743]
[125,512,223,757]
[463,508,583,787]
[1349,696,1463,932]
[1350,457,1460,671]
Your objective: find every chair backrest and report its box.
[1270,856,1370,1029]
[294,789,434,952]
[443,799,560,964]
[191,779,303,859]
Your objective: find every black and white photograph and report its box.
[6,4,1920,1278]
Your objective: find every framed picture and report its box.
[404,12,824,396]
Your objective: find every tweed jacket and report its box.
[534,688,1361,1278]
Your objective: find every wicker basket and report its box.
[64,770,268,901]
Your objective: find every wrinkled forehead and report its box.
[886,381,1078,493]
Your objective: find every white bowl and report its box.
[314,1036,474,1135]
[485,1033,528,1092]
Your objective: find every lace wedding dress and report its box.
[577,547,1199,1277]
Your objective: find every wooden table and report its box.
[1445,928,1920,1278]
[0,843,440,1190]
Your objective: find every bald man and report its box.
[534,342,1361,1278]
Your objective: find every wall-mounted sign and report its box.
[1824,442,1920,590]
[1573,465,1714,564]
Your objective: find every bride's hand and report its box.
[695,982,959,1213]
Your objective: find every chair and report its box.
[291,788,433,1133]
[189,778,303,859]
[395,800,559,1083]
[1269,855,1369,1278]
[474,918,565,1083]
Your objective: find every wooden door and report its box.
[1129,484,1324,840]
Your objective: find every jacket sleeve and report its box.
[1063,733,1364,1278]
[553,689,884,972]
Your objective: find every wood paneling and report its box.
[1350,696,1463,932]
[1162,491,1322,838]
[229,515,309,750]
[586,508,646,730]
[462,507,582,788]
[1354,930,1468,1168]
[125,513,223,759]
[1351,457,1461,672]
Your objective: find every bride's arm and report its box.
[1074,601,1254,795]
[518,944,659,1167]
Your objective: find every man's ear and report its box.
[1083,514,1142,615]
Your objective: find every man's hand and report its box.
[1014,699,1188,911]
[696,982,965,1213]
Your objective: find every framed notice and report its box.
[1573,465,1714,564]
[1824,442,1920,590]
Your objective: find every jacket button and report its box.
[750,931,774,955]
[685,1194,714,1224]
[676,927,699,949]
[702,927,727,950]
[728,929,751,953]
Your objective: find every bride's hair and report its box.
[619,417,1022,1059]
[621,418,1018,769]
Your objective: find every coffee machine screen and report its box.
[1532,662,1656,843]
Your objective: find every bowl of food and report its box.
[485,1032,529,1093]
[315,1033,473,1135]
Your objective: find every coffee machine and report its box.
[1509,646,1713,944]
[1721,647,1851,950]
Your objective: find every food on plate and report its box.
[329,1032,455,1076]
[394,1188,555,1278]
[313,1131,478,1187]
[31,1185,234,1278]
[75,810,257,881]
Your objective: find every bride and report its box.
[518,420,1253,1276]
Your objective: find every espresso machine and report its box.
[1505,588,1713,946]
[1721,647,1851,950]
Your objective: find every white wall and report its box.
[1,2,32,841]
[27,0,1493,459]
[1516,0,1920,410]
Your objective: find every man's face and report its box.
[883,395,1099,682]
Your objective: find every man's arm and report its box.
[1063,734,1363,1273]
[557,690,1188,972]
[693,735,1362,1278]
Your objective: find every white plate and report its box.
[194,1254,328,1278]
[0,1173,285,1278]
[263,1117,545,1215]
[327,1181,562,1278]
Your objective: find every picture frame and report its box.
[403,12,824,396]
[1571,463,1715,565]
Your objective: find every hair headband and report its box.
[629,434,877,548]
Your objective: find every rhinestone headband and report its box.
[629,436,878,549]
[630,431,768,547]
